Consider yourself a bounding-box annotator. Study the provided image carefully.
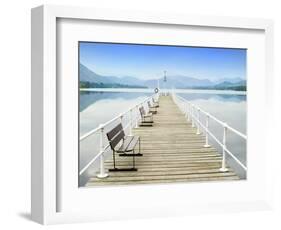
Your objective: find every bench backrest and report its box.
[139,106,146,117]
[106,123,125,150]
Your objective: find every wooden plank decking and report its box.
[86,95,239,187]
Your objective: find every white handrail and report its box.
[174,94,247,141]
[79,93,157,176]
[172,93,247,172]
[80,96,152,141]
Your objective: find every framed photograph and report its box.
[31,5,274,224]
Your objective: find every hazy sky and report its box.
[79,42,246,81]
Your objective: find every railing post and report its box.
[220,124,228,172]
[191,104,195,127]
[96,125,108,178]
[129,108,133,136]
[196,108,201,135]
[120,113,123,125]
[187,103,191,122]
[185,102,188,119]
[135,105,139,128]
[204,114,210,147]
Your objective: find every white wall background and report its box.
[0,0,280,229]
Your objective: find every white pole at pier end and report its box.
[163,70,167,96]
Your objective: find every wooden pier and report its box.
[86,95,239,187]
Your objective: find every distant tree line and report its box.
[181,85,247,91]
[224,85,247,91]
[80,81,148,89]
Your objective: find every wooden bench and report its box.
[106,123,142,172]
[139,106,153,126]
[148,101,157,114]
[152,98,159,107]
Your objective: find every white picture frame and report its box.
[31,5,274,225]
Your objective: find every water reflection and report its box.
[179,93,247,179]
[178,93,246,103]
[80,92,152,135]
[79,90,247,186]
[80,91,153,112]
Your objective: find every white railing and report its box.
[79,93,159,178]
[172,93,247,172]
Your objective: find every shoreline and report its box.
[80,88,247,95]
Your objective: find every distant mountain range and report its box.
[79,63,246,91]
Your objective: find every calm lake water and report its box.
[79,89,247,186]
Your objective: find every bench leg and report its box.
[133,150,135,169]
[109,168,137,172]
[109,150,138,172]
[112,150,116,169]
[119,153,143,156]
[139,137,141,156]
[141,117,153,124]
[141,121,153,123]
